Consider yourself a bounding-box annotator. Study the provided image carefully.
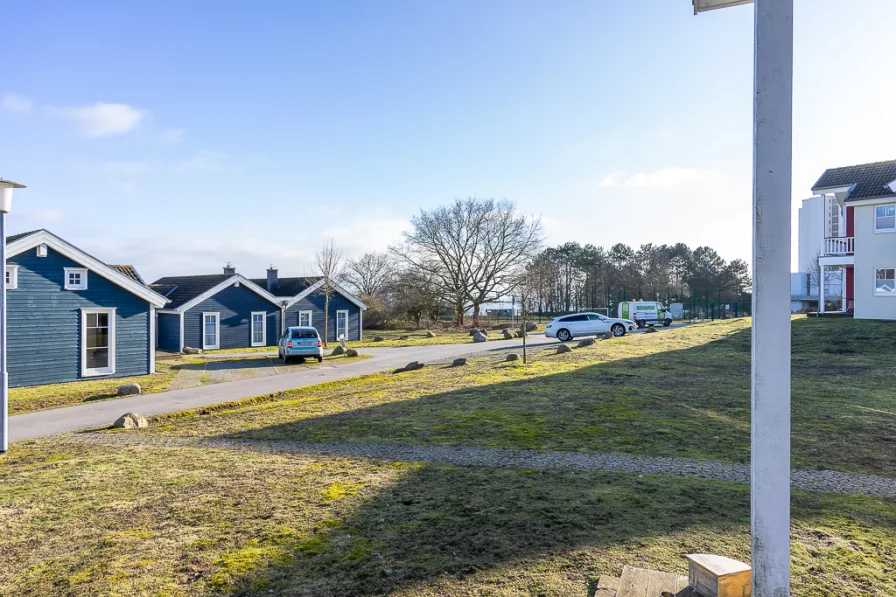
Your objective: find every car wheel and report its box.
[284,355,290,364]
[317,356,323,363]
[557,329,572,342]
[663,319,672,327]
[637,320,645,329]
[611,324,625,337]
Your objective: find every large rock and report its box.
[469,329,479,336]
[182,346,203,355]
[345,348,359,357]
[515,330,526,338]
[331,345,345,356]
[505,353,520,362]
[452,357,467,367]
[117,383,141,396]
[644,327,658,334]
[425,331,437,338]
[502,329,514,340]
[113,412,148,429]
[524,321,538,332]
[404,361,425,371]
[601,332,613,340]
[472,331,488,343]
[556,344,572,354]
[577,337,595,348]
[373,336,385,342]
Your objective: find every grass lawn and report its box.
[0,441,892,597]
[8,353,369,415]
[149,318,896,476]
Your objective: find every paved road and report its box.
[9,334,561,442]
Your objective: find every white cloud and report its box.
[159,128,184,144]
[59,102,145,138]
[2,93,33,114]
[599,167,723,189]
[175,150,226,173]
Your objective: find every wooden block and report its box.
[686,554,751,597]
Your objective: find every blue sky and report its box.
[1,0,895,281]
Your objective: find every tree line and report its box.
[324,197,750,328]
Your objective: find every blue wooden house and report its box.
[5,230,169,387]
[251,267,367,343]
[152,265,366,352]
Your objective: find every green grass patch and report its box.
[0,441,892,596]
[145,318,896,476]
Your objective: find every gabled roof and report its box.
[109,264,146,285]
[283,278,368,310]
[151,273,281,312]
[249,276,320,297]
[812,159,896,202]
[5,229,168,307]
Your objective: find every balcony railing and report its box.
[824,236,854,255]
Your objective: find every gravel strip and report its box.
[58,433,896,498]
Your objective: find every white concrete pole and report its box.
[818,265,825,314]
[751,0,793,595]
[0,211,7,453]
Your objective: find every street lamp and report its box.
[693,2,793,597]
[0,179,26,453]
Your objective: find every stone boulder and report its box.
[505,353,520,362]
[515,330,526,338]
[425,331,437,338]
[399,335,410,340]
[502,329,514,340]
[117,383,141,396]
[601,332,613,340]
[556,344,572,354]
[113,412,148,429]
[644,327,658,334]
[469,329,479,336]
[345,348,359,357]
[452,357,467,367]
[524,321,538,332]
[182,346,203,355]
[373,336,385,342]
[403,361,425,371]
[472,331,488,343]
[331,345,345,356]
[577,337,595,348]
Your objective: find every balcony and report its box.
[824,236,854,255]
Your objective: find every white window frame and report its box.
[81,307,116,377]
[299,310,313,327]
[64,267,88,290]
[250,311,266,347]
[202,312,220,350]
[874,267,896,296]
[874,204,896,233]
[5,265,18,290]
[336,309,349,341]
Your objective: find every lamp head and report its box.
[0,179,26,214]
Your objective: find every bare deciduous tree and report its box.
[314,238,346,348]
[393,198,543,327]
[515,269,537,364]
[345,252,392,300]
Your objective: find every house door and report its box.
[336,310,348,341]
[251,312,266,347]
[203,312,220,350]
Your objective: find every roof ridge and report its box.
[823,158,896,171]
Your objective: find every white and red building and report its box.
[798,159,896,319]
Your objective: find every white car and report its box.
[545,312,637,342]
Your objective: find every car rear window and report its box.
[291,330,318,339]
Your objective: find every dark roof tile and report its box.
[150,274,235,309]
[249,276,320,297]
[812,159,896,201]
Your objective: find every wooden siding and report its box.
[284,291,361,342]
[182,284,281,350]
[157,312,181,352]
[7,246,151,387]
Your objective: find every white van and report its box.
[617,301,673,328]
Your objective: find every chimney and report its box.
[223,262,236,275]
[266,265,278,292]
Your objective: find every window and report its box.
[299,310,312,327]
[875,268,895,295]
[250,312,266,346]
[36,243,47,257]
[336,310,348,340]
[202,312,220,350]
[875,204,896,232]
[64,267,88,290]
[82,308,115,376]
[5,265,17,290]
[291,329,318,339]
[562,314,588,322]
